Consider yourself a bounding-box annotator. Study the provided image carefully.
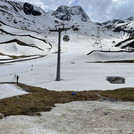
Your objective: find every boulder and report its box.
[106,76,125,84]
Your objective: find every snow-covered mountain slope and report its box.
[0,0,91,62]
[48,5,97,36]
[0,0,134,63]
[0,0,56,32]
[102,17,134,33]
[0,23,53,62]
[101,17,134,50]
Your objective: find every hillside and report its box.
[102,17,134,50]
[0,0,134,63]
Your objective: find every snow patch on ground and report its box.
[0,84,28,99]
[0,101,134,134]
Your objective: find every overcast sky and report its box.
[13,0,134,22]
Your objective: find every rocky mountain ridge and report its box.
[0,0,134,35]
[51,5,90,22]
[102,17,134,34]
[0,0,92,33]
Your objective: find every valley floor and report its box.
[0,51,134,91]
[0,24,132,91]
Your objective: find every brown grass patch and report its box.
[100,87,134,101]
[1,83,134,118]
[0,83,99,117]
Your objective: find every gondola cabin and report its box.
[63,35,70,42]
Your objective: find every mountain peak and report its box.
[126,16,134,21]
[52,5,90,22]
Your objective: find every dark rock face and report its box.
[32,10,41,16]
[23,3,34,15]
[126,17,134,21]
[23,2,41,16]
[116,20,125,24]
[121,41,134,50]
[113,26,124,32]
[112,19,125,24]
[105,24,114,29]
[103,19,125,25]
[106,76,125,84]
[71,25,79,31]
[52,6,71,21]
[113,25,134,33]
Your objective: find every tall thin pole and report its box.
[56,30,61,81]
[49,24,70,81]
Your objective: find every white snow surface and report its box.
[0,101,134,134]
[0,22,131,92]
[0,84,28,99]
[85,51,134,62]
[0,35,134,91]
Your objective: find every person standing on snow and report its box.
[16,75,19,84]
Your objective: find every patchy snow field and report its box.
[0,1,134,133]
[0,84,28,99]
[0,20,134,134]
[0,25,133,91]
[0,101,134,134]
